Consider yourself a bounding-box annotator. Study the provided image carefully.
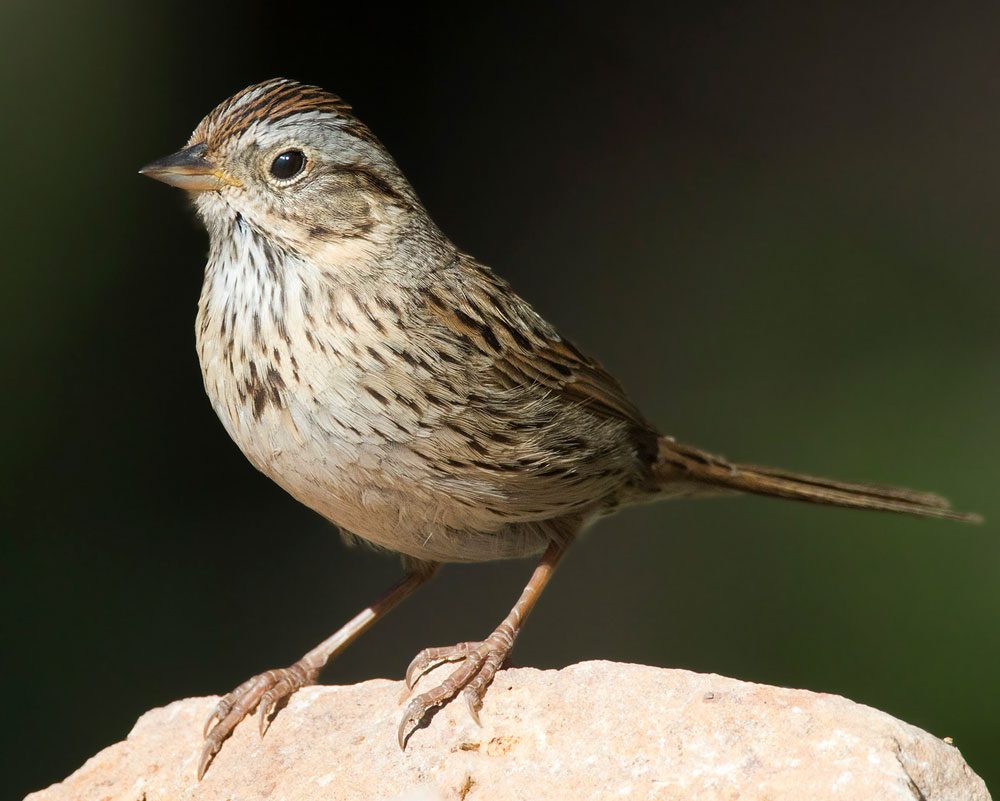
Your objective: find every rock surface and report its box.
[27,661,989,801]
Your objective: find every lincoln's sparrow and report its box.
[140,78,979,778]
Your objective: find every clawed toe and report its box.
[198,664,315,779]
[193,570,439,780]
[404,641,482,689]
[258,668,306,736]
[397,636,510,749]
[202,674,257,737]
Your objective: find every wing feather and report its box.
[427,258,652,432]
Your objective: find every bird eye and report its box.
[269,149,306,180]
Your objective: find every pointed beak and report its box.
[138,143,241,192]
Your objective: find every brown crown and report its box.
[188,78,377,150]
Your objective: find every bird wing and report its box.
[371,256,659,526]
[423,257,653,433]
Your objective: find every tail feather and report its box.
[655,438,981,523]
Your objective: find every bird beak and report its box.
[138,143,241,192]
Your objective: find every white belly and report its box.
[196,300,551,563]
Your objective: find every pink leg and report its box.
[199,564,437,779]
[398,539,570,747]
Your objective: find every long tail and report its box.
[654,438,981,523]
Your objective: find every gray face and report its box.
[194,114,419,255]
[140,78,422,260]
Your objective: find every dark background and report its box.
[3,2,998,796]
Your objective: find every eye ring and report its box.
[269,149,307,181]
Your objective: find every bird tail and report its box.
[653,437,981,523]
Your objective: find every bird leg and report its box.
[199,564,437,779]
[398,539,570,747]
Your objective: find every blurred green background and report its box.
[2,1,997,796]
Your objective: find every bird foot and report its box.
[199,662,317,779]
[398,634,512,748]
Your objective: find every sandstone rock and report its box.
[26,661,989,801]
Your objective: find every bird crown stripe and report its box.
[192,79,360,148]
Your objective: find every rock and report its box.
[26,661,989,801]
